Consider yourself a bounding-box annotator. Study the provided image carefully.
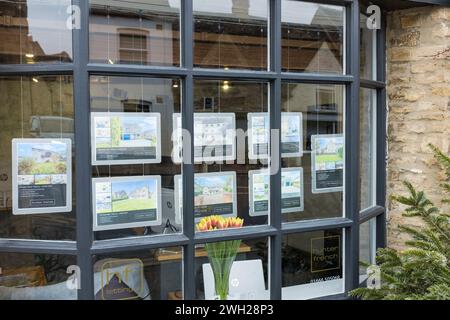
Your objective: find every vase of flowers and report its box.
[196,215,244,300]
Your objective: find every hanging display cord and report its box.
[59,76,63,139]
[107,73,111,179]
[107,6,111,64]
[20,78,24,139]
[141,76,145,177]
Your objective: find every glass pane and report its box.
[281,1,345,73]
[0,75,75,240]
[193,80,269,230]
[360,88,376,210]
[93,246,183,300]
[281,83,344,222]
[195,238,268,300]
[90,76,182,240]
[89,0,180,66]
[0,0,72,64]
[193,0,268,70]
[0,253,76,300]
[282,229,344,300]
[359,219,376,281]
[360,10,377,80]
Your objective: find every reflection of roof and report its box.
[90,0,342,25]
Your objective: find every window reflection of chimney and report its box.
[232,0,250,16]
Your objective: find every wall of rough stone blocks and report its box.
[386,6,449,250]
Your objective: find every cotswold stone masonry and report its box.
[386,6,449,249]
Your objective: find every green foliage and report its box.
[428,144,450,204]
[18,157,35,175]
[350,144,450,300]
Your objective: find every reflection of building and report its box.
[317,142,340,155]
[0,1,71,63]
[90,1,178,66]
[31,148,62,163]
[129,186,151,199]
[121,124,152,141]
[202,186,221,196]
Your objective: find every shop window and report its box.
[195,238,269,300]
[359,219,376,283]
[93,247,183,300]
[0,253,76,300]
[90,76,182,240]
[281,1,345,73]
[281,83,345,222]
[0,0,72,64]
[193,0,269,70]
[193,80,269,230]
[360,9,377,80]
[0,75,75,240]
[89,0,180,66]
[360,88,377,210]
[282,229,344,299]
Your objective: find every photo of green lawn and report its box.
[314,136,344,170]
[97,179,158,214]
[112,197,156,212]
[316,153,342,164]
[18,142,67,176]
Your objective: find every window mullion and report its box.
[73,0,94,300]
[344,0,361,294]
[269,0,282,301]
[181,0,195,300]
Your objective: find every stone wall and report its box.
[386,6,449,249]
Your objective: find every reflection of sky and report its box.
[26,0,71,56]
[169,0,232,13]
[258,1,343,25]
[121,117,156,134]
[282,171,300,183]
[112,180,156,194]
[196,175,229,188]
[18,142,66,158]
[316,137,344,149]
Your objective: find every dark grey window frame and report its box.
[0,0,388,300]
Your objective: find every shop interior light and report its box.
[222,81,230,91]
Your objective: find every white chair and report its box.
[203,259,266,300]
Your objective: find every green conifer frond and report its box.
[350,146,450,300]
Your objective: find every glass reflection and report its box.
[0,0,72,64]
[90,76,182,240]
[0,253,76,300]
[282,229,344,300]
[282,1,344,73]
[93,247,183,300]
[360,88,376,210]
[281,83,344,221]
[89,0,180,66]
[193,0,268,70]
[0,75,75,240]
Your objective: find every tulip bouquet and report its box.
[197,215,244,300]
